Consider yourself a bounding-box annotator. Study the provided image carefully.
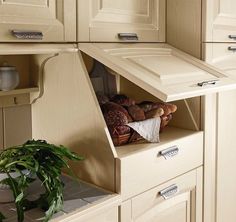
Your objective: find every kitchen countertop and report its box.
[0,175,120,221]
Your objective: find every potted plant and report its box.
[0,140,83,222]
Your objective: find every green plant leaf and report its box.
[0,139,84,221]
[0,212,6,222]
[15,192,24,203]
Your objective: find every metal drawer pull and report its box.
[197,80,219,87]
[228,46,236,51]
[12,30,43,40]
[229,35,236,40]
[159,184,178,200]
[160,146,179,160]
[118,33,138,41]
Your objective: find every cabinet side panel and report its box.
[202,94,217,222]
[216,90,236,222]
[4,105,32,148]
[31,52,116,191]
[167,0,202,58]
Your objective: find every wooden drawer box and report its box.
[116,128,203,200]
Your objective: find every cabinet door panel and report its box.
[129,168,202,222]
[0,0,76,42]
[204,0,236,42]
[4,105,32,148]
[78,0,165,42]
[80,43,236,102]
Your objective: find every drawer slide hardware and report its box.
[159,184,178,200]
[118,33,138,41]
[12,30,43,40]
[228,35,236,40]
[197,80,219,87]
[160,146,179,160]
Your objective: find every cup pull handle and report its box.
[118,33,138,41]
[159,184,178,200]
[197,80,219,87]
[12,30,43,40]
[229,35,236,40]
[160,146,179,160]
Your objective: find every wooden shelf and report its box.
[0,87,39,97]
[116,127,203,158]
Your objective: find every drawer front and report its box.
[130,168,202,222]
[0,94,30,108]
[117,131,203,199]
[204,43,236,80]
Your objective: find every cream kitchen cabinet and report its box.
[2,42,235,222]
[0,0,76,42]
[203,43,236,222]
[203,0,236,42]
[167,2,236,222]
[120,168,203,222]
[77,0,165,42]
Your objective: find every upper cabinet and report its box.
[77,0,165,42]
[204,0,236,42]
[0,0,76,42]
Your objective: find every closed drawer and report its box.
[130,168,202,222]
[0,94,30,108]
[204,43,236,80]
[117,130,203,200]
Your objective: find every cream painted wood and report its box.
[79,43,236,102]
[116,128,203,200]
[214,91,236,222]
[31,51,117,192]
[167,0,202,59]
[77,0,165,42]
[0,0,76,42]
[204,43,236,80]
[204,44,236,222]
[201,94,217,222]
[3,105,32,148]
[54,207,118,222]
[0,44,78,55]
[0,108,3,149]
[0,93,33,108]
[119,200,132,222]
[203,0,236,42]
[123,168,203,222]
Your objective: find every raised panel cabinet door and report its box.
[0,0,76,42]
[129,168,203,222]
[0,108,3,149]
[77,0,165,42]
[204,0,236,42]
[4,105,32,148]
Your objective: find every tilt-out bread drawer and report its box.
[116,128,203,200]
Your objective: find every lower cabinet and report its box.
[120,168,203,222]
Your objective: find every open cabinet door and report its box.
[31,50,116,191]
[79,43,236,102]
